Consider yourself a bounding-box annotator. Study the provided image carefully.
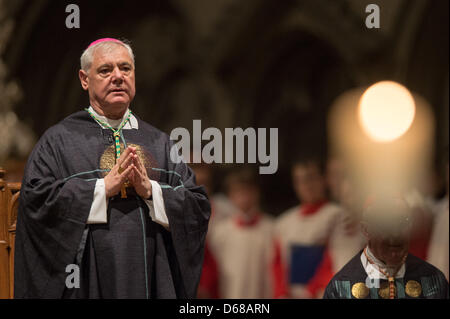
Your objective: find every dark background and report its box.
[1,0,448,215]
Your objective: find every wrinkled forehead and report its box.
[364,198,412,233]
[92,43,133,66]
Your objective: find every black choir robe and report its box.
[323,251,449,299]
[14,109,211,299]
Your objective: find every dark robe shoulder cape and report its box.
[14,110,211,298]
[323,251,449,299]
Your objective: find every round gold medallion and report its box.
[378,281,396,299]
[100,143,156,178]
[351,282,369,299]
[405,280,422,298]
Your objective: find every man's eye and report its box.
[99,69,110,75]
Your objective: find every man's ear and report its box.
[79,69,89,90]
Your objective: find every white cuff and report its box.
[87,178,108,224]
[144,179,169,230]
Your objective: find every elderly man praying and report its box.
[14,38,211,299]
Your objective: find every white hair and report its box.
[80,40,135,73]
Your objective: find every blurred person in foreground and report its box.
[323,195,449,299]
[276,156,354,298]
[14,38,210,298]
[207,168,287,298]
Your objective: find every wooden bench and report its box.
[0,168,20,299]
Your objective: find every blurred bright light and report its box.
[358,81,416,142]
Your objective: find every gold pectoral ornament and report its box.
[405,280,422,298]
[86,108,132,199]
[352,282,370,299]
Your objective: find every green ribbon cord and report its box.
[86,108,132,161]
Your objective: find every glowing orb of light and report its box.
[358,81,416,142]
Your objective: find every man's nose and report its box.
[385,232,405,244]
[111,67,124,83]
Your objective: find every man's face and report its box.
[79,44,135,116]
[228,184,259,214]
[292,163,326,204]
[363,219,412,267]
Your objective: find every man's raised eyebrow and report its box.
[97,63,113,70]
[119,61,133,67]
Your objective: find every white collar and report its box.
[88,106,138,130]
[360,246,406,280]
